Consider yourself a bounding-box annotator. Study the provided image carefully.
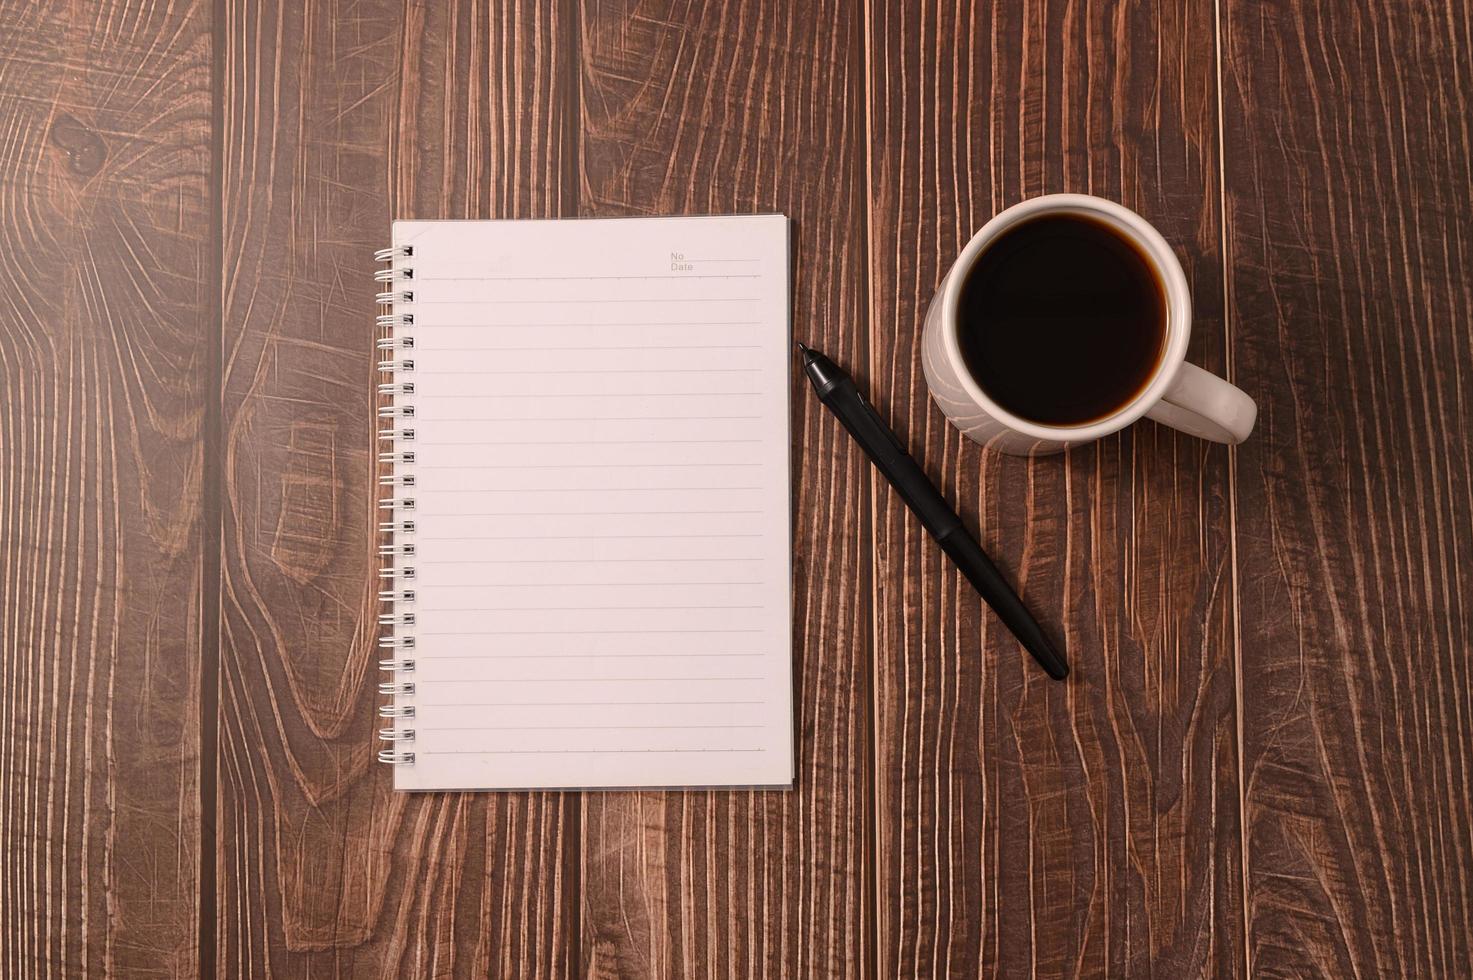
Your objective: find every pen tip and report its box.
[795,341,809,354]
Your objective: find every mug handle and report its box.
[1145,362,1257,444]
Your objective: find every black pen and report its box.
[797,342,1068,680]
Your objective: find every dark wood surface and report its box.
[866,1,1242,975]
[1223,1,1473,975]
[1,0,1469,977]
[0,1,211,976]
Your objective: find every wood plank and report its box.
[575,0,872,975]
[865,0,1243,974]
[1222,0,1473,975]
[216,1,579,974]
[0,0,211,976]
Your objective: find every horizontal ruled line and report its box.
[408,416,762,422]
[422,487,763,493]
[413,676,764,683]
[414,274,760,281]
[412,321,760,328]
[411,557,763,564]
[418,725,765,731]
[415,606,762,621]
[419,510,763,518]
[415,463,762,470]
[412,628,764,635]
[417,582,762,592]
[418,533,760,541]
[420,700,765,706]
[419,748,764,755]
[410,440,762,447]
[410,345,761,352]
[412,392,762,399]
[422,588,761,597]
[413,297,760,304]
[413,653,763,659]
[411,368,761,375]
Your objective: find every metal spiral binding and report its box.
[376,243,416,766]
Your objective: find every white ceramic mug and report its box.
[921,193,1256,455]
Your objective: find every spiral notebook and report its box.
[375,215,794,791]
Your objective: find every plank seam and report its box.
[199,0,227,974]
[1211,0,1251,975]
[564,0,584,972]
[860,0,881,976]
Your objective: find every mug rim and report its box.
[939,193,1193,442]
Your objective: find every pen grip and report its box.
[936,530,1069,679]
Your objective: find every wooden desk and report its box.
[2,0,1469,976]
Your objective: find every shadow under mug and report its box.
[920,193,1257,456]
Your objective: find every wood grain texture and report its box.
[865,0,1244,975]
[7,0,1473,975]
[0,0,210,976]
[575,0,873,976]
[1222,0,1473,976]
[217,1,578,975]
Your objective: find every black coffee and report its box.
[956,213,1167,426]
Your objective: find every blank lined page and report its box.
[387,215,792,790]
